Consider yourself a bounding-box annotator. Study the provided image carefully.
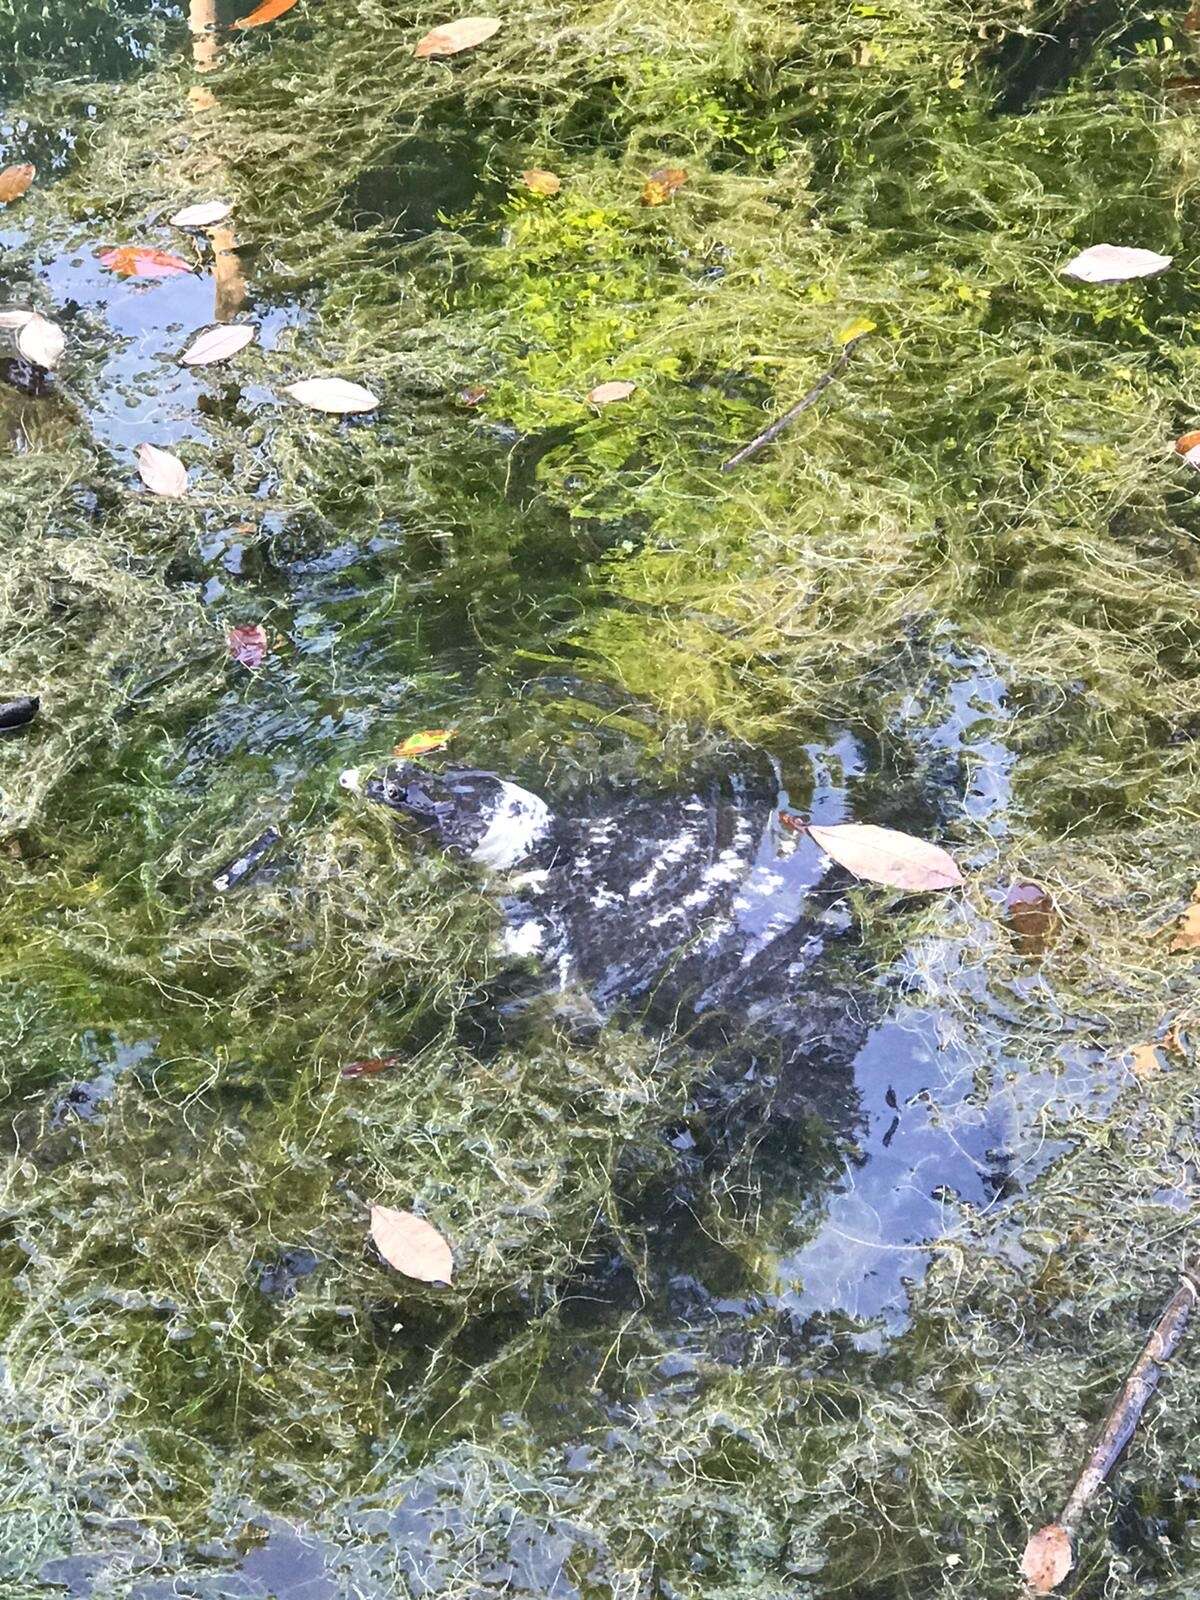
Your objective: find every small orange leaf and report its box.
[392,728,456,758]
[521,168,562,196]
[233,0,299,26]
[0,164,35,204]
[1020,1524,1073,1594]
[340,1055,401,1080]
[100,246,192,278]
[458,384,488,407]
[1126,1043,1162,1079]
[641,166,688,206]
[586,380,636,406]
[414,16,500,57]
[1171,895,1200,951]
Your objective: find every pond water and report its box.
[4,0,1200,1596]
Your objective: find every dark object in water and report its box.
[1004,880,1058,955]
[212,826,281,893]
[340,1054,401,1080]
[0,695,39,731]
[340,757,870,1124]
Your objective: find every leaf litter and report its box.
[15,313,65,370]
[100,246,192,278]
[170,200,232,228]
[370,1205,454,1283]
[285,378,380,413]
[181,324,256,366]
[136,444,188,498]
[0,163,35,203]
[413,16,501,56]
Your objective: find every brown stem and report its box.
[719,335,867,473]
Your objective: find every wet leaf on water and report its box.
[1126,1043,1162,1079]
[369,1205,454,1283]
[1176,430,1200,455]
[393,728,456,758]
[0,164,35,204]
[340,1055,401,1080]
[1020,1523,1073,1593]
[522,169,561,196]
[837,316,877,345]
[1171,889,1200,950]
[227,624,269,667]
[284,378,380,414]
[170,199,232,228]
[181,323,256,366]
[642,166,688,206]
[100,246,192,278]
[136,443,188,499]
[233,0,299,27]
[413,16,500,57]
[1061,243,1172,283]
[0,307,34,329]
[587,380,636,406]
[458,384,488,407]
[15,313,65,370]
[790,817,964,891]
[1004,881,1059,955]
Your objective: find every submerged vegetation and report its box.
[2,0,1200,1594]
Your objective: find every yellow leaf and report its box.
[392,728,456,759]
[837,316,877,345]
[641,166,688,206]
[521,168,561,197]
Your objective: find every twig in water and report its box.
[1020,1265,1200,1593]
[720,334,868,473]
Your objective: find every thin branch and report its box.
[719,334,868,473]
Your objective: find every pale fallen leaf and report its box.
[100,246,192,278]
[0,307,34,330]
[181,323,256,367]
[284,378,380,414]
[1171,893,1200,951]
[170,199,232,228]
[521,168,562,196]
[414,15,500,56]
[370,1204,454,1283]
[393,728,456,758]
[233,0,299,26]
[1020,1523,1073,1594]
[837,316,877,345]
[16,313,65,370]
[642,166,688,206]
[0,164,35,204]
[136,443,188,499]
[587,380,636,406]
[1127,1043,1162,1079]
[227,624,269,667]
[1061,243,1172,283]
[804,821,963,892]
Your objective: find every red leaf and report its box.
[340,1055,401,1080]
[227,624,269,667]
[99,246,193,279]
[233,0,300,26]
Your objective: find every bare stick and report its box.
[720,335,867,473]
[1021,1267,1199,1592]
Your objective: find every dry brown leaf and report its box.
[804,821,963,892]
[16,312,65,370]
[458,384,488,407]
[1004,881,1059,955]
[370,1205,454,1283]
[1176,429,1200,455]
[641,166,688,206]
[1171,893,1200,951]
[136,443,188,499]
[393,728,456,758]
[1127,1043,1162,1079]
[285,377,379,414]
[586,380,636,406]
[233,0,299,27]
[521,168,562,196]
[181,323,256,367]
[1020,1524,1073,1593]
[413,15,500,57]
[0,164,35,204]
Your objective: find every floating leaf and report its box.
[586,380,636,406]
[1061,244,1172,283]
[181,323,256,367]
[392,728,456,759]
[100,246,192,278]
[284,378,380,414]
[1004,881,1058,955]
[1171,889,1200,950]
[414,15,500,56]
[1020,1524,1073,1594]
[340,1055,401,1080]
[800,820,963,891]
[459,384,488,407]
[233,0,299,26]
[837,316,877,345]
[227,624,269,668]
[0,164,35,204]
[170,199,232,228]
[642,166,688,206]
[0,307,34,330]
[369,1205,454,1283]
[1126,1043,1162,1079]
[16,313,65,370]
[136,443,188,498]
[521,168,562,196]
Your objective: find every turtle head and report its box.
[339,762,551,869]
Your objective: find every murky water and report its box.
[5,0,1200,1595]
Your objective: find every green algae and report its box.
[2,0,1200,1595]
